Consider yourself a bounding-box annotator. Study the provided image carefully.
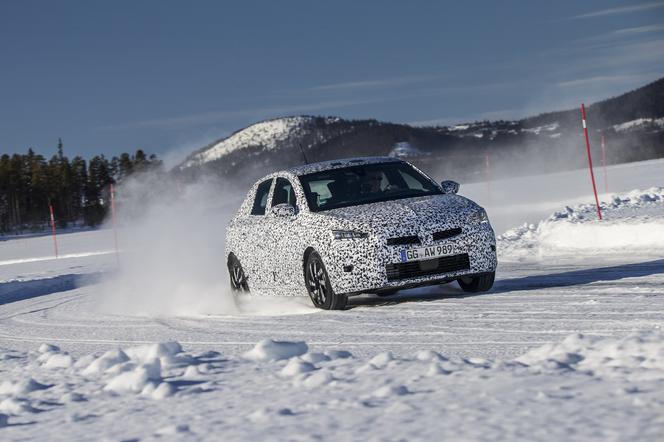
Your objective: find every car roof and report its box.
[284,156,404,176]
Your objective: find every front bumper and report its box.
[326,224,497,295]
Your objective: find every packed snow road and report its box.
[1,255,663,360]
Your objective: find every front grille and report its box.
[385,253,470,281]
[386,235,420,246]
[432,227,462,241]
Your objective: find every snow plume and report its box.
[95,172,316,317]
[96,172,241,316]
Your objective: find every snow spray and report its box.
[96,174,239,316]
[110,183,120,265]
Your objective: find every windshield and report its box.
[298,162,442,212]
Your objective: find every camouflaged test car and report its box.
[226,157,497,310]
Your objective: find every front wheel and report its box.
[457,272,495,292]
[304,252,346,310]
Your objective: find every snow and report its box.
[463,157,664,233]
[388,141,423,158]
[0,334,662,439]
[516,332,664,380]
[0,158,663,440]
[498,187,664,259]
[43,353,74,369]
[280,358,316,376]
[181,116,322,168]
[243,339,308,362]
[81,349,129,375]
[612,117,664,132]
[522,122,560,135]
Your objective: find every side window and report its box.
[272,177,297,208]
[251,179,273,215]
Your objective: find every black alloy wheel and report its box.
[304,252,347,310]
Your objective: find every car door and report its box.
[242,178,274,289]
[267,176,302,288]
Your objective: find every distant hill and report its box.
[176,77,664,185]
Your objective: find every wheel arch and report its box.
[227,252,238,267]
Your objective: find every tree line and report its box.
[0,140,162,234]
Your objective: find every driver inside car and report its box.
[360,170,384,195]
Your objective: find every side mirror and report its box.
[271,203,297,217]
[440,180,460,194]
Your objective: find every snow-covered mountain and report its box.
[177,77,664,184]
[181,116,343,168]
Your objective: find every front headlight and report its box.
[332,230,368,240]
[469,208,489,224]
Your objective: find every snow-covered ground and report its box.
[463,157,664,233]
[0,160,663,440]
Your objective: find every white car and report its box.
[226,157,497,310]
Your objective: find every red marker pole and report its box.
[110,183,120,265]
[600,133,608,193]
[49,203,59,258]
[581,103,602,220]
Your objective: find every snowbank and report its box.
[1,333,663,440]
[498,187,664,259]
[243,339,308,362]
[517,332,664,380]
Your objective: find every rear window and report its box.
[251,179,273,215]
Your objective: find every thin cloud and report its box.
[309,75,436,92]
[570,1,664,19]
[549,37,664,79]
[103,98,385,130]
[581,24,664,44]
[557,73,659,88]
[613,24,664,35]
[105,80,518,131]
[587,38,664,70]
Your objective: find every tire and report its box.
[304,251,347,310]
[457,272,495,293]
[228,254,249,293]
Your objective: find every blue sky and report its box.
[1,0,663,164]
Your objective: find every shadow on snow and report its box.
[0,272,104,306]
[348,258,664,309]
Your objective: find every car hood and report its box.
[321,194,480,235]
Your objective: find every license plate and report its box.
[400,244,457,263]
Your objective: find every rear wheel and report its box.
[304,252,346,310]
[228,255,249,292]
[457,272,495,292]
